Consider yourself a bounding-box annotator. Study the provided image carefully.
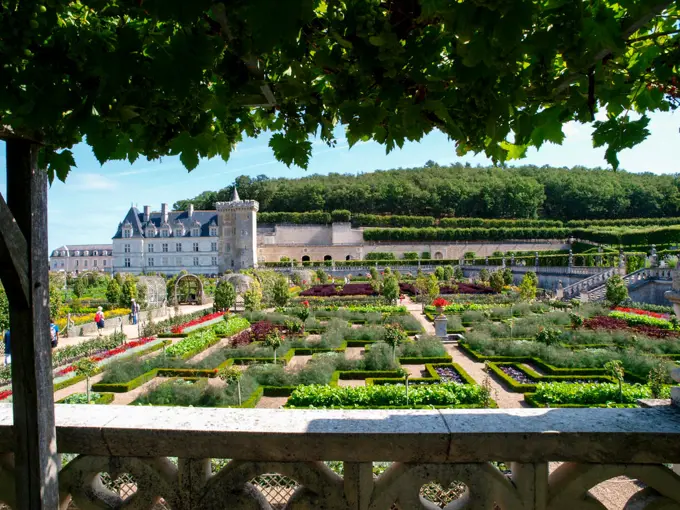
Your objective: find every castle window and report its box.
[174,228,183,237]
[211,256,217,266]
[84,260,88,267]
[226,244,231,253]
[162,243,168,253]
[124,258,131,268]
[103,260,106,266]
[74,251,80,256]
[148,258,154,267]
[61,251,66,256]
[209,226,217,236]
[160,228,169,237]
[193,257,199,266]
[302,255,310,262]
[93,260,97,267]
[75,260,79,267]
[175,256,182,265]
[92,251,97,256]
[84,251,89,256]
[161,257,168,265]
[193,242,199,252]
[176,243,182,252]
[211,242,217,252]
[124,244,130,254]
[148,244,154,253]
[122,226,132,238]
[192,227,200,237]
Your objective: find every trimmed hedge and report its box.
[524,392,637,408]
[363,227,570,242]
[258,211,331,224]
[439,218,563,228]
[486,362,615,393]
[568,217,680,228]
[425,363,477,385]
[56,392,115,405]
[353,213,436,228]
[573,225,680,245]
[398,355,452,364]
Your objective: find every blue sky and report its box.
[0,110,678,252]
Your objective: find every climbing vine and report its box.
[1,0,678,176]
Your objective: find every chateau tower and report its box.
[215,187,259,271]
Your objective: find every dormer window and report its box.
[160,223,170,237]
[192,227,200,237]
[209,226,218,237]
[92,251,97,256]
[174,227,184,237]
[73,251,80,256]
[145,224,157,238]
[83,250,89,256]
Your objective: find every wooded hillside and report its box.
[175,163,680,220]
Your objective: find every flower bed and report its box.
[583,316,679,339]
[432,366,464,384]
[299,284,376,297]
[399,282,495,295]
[529,381,665,406]
[171,311,227,334]
[613,306,670,320]
[609,310,674,330]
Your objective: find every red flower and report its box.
[614,307,669,320]
[432,297,450,307]
[0,390,12,401]
[302,300,309,307]
[173,312,226,334]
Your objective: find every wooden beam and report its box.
[0,193,30,309]
[4,139,59,510]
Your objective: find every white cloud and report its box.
[68,173,118,191]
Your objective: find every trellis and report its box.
[137,276,167,309]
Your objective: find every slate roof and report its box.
[113,207,218,239]
[51,244,113,257]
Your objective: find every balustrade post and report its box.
[343,462,373,510]
[511,463,548,510]
[178,458,211,508]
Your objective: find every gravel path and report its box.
[287,355,311,371]
[337,379,365,387]
[255,396,288,409]
[405,365,428,378]
[344,347,364,360]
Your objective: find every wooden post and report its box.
[3,139,59,509]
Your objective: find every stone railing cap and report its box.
[0,405,678,463]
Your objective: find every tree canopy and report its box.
[1,0,678,180]
[175,164,680,220]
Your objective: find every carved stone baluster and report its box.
[343,462,373,510]
[178,458,211,509]
[511,462,547,510]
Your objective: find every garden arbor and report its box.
[173,274,204,305]
[1,0,680,507]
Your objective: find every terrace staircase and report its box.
[561,267,674,302]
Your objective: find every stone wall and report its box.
[258,240,570,263]
[628,280,673,305]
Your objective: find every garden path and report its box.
[57,303,213,349]
[255,396,288,409]
[344,347,364,360]
[287,355,312,370]
[403,297,526,408]
[53,373,105,402]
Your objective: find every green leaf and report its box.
[47,150,76,183]
[592,116,651,170]
[269,133,312,168]
[500,142,528,160]
[171,132,200,171]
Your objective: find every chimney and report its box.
[161,203,168,223]
[143,205,150,223]
[188,203,194,218]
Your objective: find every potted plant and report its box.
[432,297,449,315]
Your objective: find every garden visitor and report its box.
[3,330,10,365]
[131,299,139,325]
[94,307,105,336]
[50,319,59,348]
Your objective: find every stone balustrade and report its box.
[0,405,678,508]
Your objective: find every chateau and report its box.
[111,189,258,275]
[106,188,569,275]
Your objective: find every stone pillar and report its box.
[502,257,506,268]
[568,249,573,267]
[650,244,658,267]
[664,269,680,320]
[555,280,564,300]
[510,255,515,266]
[434,315,448,339]
[672,367,680,408]
[485,256,489,266]
[534,251,539,267]
[618,249,626,273]
[596,246,603,266]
